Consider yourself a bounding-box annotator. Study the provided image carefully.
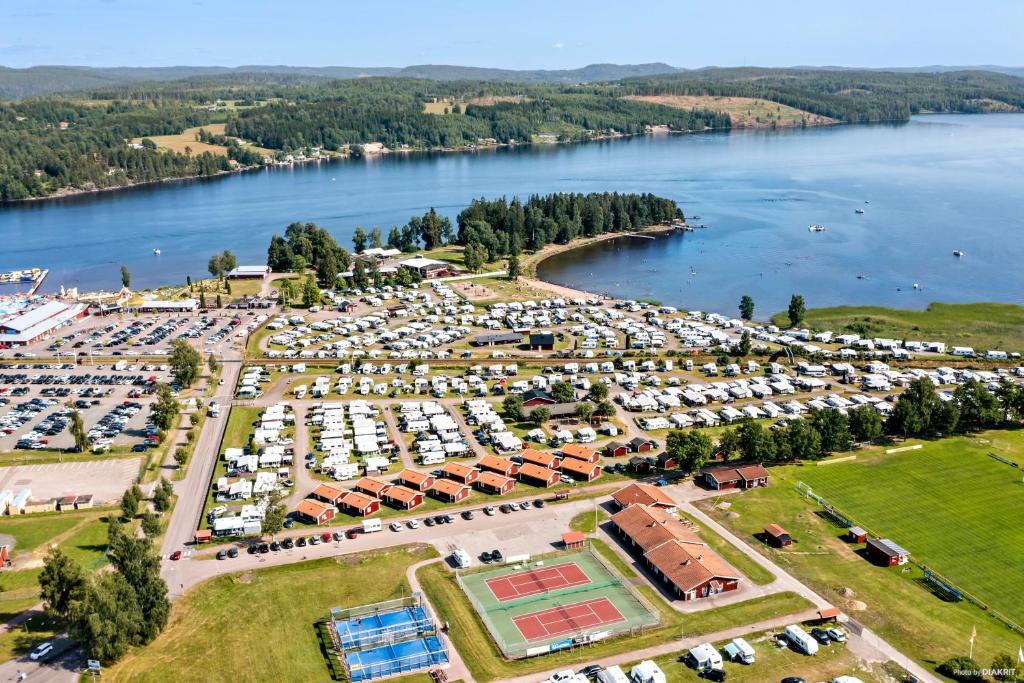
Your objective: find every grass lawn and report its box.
[569,508,609,533]
[625,95,833,128]
[590,538,638,579]
[0,447,134,467]
[771,301,1024,354]
[694,434,1024,679]
[418,560,812,682]
[794,433,1024,621]
[105,544,436,682]
[132,124,229,156]
[631,629,886,683]
[684,516,775,587]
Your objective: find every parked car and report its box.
[423,516,435,527]
[534,499,545,508]
[825,627,847,643]
[480,550,493,563]
[491,549,503,562]
[700,669,726,681]
[389,522,403,532]
[169,550,182,561]
[333,531,344,541]
[310,536,320,545]
[483,505,495,516]
[29,642,53,661]
[296,537,307,547]
[345,529,359,539]
[461,510,474,520]
[282,539,294,550]
[810,628,832,644]
[216,550,227,560]
[579,664,602,677]
[227,547,238,558]
[322,532,332,542]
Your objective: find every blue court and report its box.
[334,606,431,649]
[345,636,448,682]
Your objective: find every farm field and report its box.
[695,433,1024,678]
[797,434,1024,622]
[104,545,436,682]
[624,95,833,127]
[133,123,230,156]
[770,301,1024,354]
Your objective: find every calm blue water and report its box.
[1,114,1022,313]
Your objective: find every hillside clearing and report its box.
[133,123,229,156]
[625,95,832,127]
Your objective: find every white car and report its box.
[406,519,420,529]
[826,627,848,643]
[29,641,53,661]
[389,522,402,532]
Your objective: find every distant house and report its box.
[763,523,792,548]
[561,531,586,550]
[396,469,435,492]
[474,332,523,347]
[428,478,471,503]
[700,464,770,490]
[528,333,555,351]
[560,457,601,482]
[475,471,516,496]
[296,498,337,525]
[518,462,560,488]
[866,538,909,567]
[521,448,561,469]
[353,477,393,499]
[382,485,424,510]
[561,444,600,463]
[337,491,380,517]
[847,526,868,543]
[477,455,520,478]
[399,257,449,279]
[441,461,480,484]
[628,437,656,453]
[227,265,270,279]
[605,441,630,458]
[612,482,677,514]
[521,388,556,407]
[310,483,347,506]
[656,452,678,469]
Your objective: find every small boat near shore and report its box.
[953,250,965,257]
[855,208,865,214]
[808,224,827,232]
[0,267,42,284]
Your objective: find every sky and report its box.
[2,0,1022,70]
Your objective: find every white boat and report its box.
[808,224,827,233]
[854,208,865,214]
[153,248,161,255]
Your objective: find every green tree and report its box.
[207,253,223,278]
[199,290,206,309]
[120,487,140,521]
[739,295,755,321]
[318,251,339,288]
[169,338,201,387]
[593,400,614,419]
[216,293,222,308]
[152,479,171,512]
[738,330,752,356]
[530,407,551,425]
[811,408,851,453]
[207,353,219,373]
[506,251,521,280]
[717,428,740,460]
[370,227,383,248]
[737,420,776,463]
[69,572,145,663]
[141,512,161,538]
[575,402,594,422]
[954,378,1003,431]
[150,383,180,432]
[262,491,287,536]
[666,430,713,472]
[847,404,884,442]
[787,294,806,327]
[220,250,237,274]
[69,407,89,452]
[888,376,942,438]
[352,226,367,253]
[996,379,1024,421]
[292,254,307,273]
[990,653,1017,682]
[278,278,295,306]
[587,382,608,402]
[502,394,524,421]
[550,381,575,403]
[120,265,131,289]
[38,546,87,620]
[174,447,188,468]
[783,418,822,460]
[106,533,169,644]
[302,274,321,307]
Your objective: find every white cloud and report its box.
[552,42,564,49]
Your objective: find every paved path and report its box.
[407,559,476,683]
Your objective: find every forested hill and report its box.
[1,68,1022,202]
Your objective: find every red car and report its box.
[321,532,332,543]
[345,529,359,539]
[169,550,182,561]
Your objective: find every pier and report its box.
[27,269,48,295]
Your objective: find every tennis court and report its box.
[345,636,449,682]
[513,597,625,641]
[334,605,431,649]
[486,562,591,602]
[457,548,659,658]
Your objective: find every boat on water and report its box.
[953,250,965,257]
[854,208,865,214]
[153,248,161,255]
[808,224,827,232]
[0,267,42,284]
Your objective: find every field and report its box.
[796,433,1024,622]
[419,557,812,682]
[104,545,436,682]
[625,95,833,128]
[694,432,1024,678]
[133,123,229,156]
[770,301,1024,353]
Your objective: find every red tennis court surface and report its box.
[486,562,591,602]
[512,597,625,642]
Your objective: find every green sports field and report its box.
[797,434,1024,622]
[457,549,659,658]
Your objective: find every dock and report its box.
[27,269,48,295]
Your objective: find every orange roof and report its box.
[442,462,479,479]
[612,482,675,508]
[643,539,740,592]
[518,462,559,481]
[384,485,422,504]
[297,498,336,518]
[560,458,600,476]
[397,469,433,487]
[561,443,598,461]
[764,523,790,538]
[312,483,346,500]
[522,448,559,468]
[610,504,702,552]
[476,471,514,489]
[562,531,586,545]
[478,455,517,473]
[354,477,393,496]
[338,490,379,511]
[429,479,470,496]
[818,607,841,620]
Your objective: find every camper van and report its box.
[361,519,382,534]
[452,548,472,569]
[420,452,445,466]
[630,660,666,683]
[723,637,755,664]
[785,624,819,655]
[687,643,724,673]
[596,666,631,683]
[207,402,221,418]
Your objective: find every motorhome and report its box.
[785,624,819,655]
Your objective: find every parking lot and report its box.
[0,362,170,452]
[0,457,140,504]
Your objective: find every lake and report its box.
[2,113,1023,314]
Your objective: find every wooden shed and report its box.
[763,523,793,548]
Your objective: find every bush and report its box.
[937,656,984,682]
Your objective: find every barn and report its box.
[847,526,868,543]
[518,462,560,488]
[337,491,380,517]
[866,538,910,567]
[428,478,471,503]
[475,471,516,496]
